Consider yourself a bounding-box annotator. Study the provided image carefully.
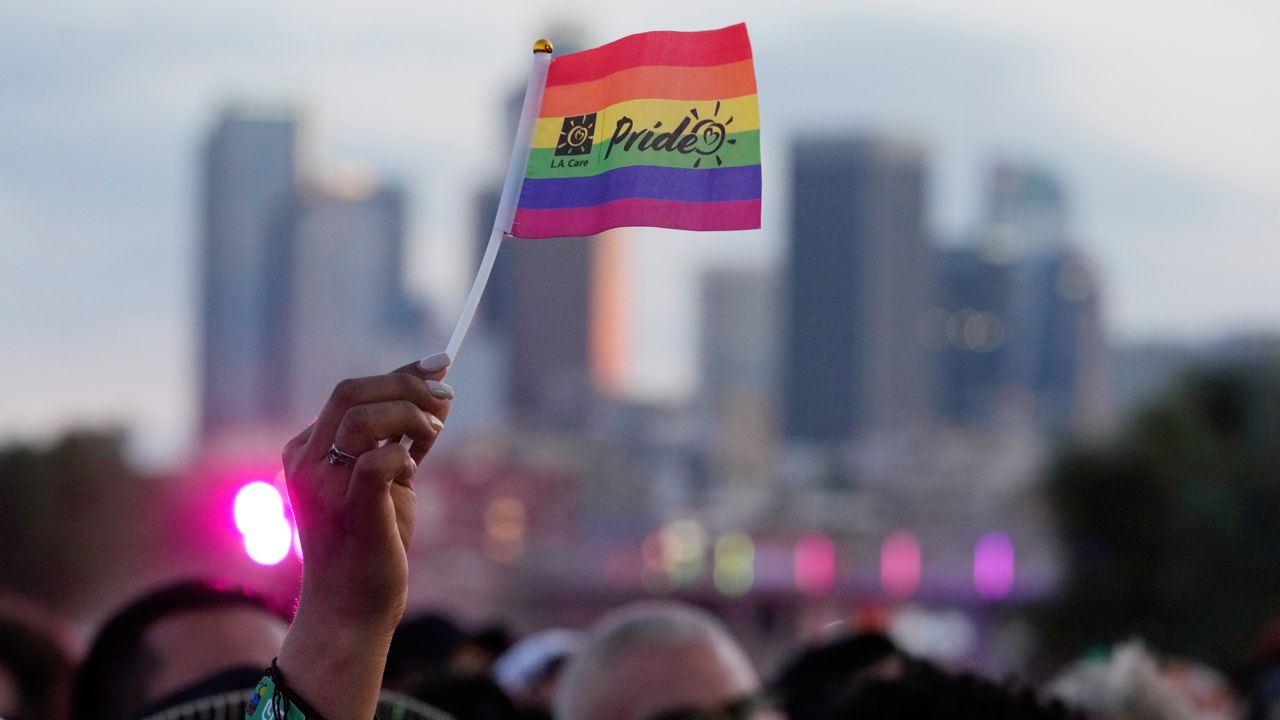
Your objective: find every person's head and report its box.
[384,612,465,695]
[837,658,1074,720]
[415,674,520,720]
[0,597,75,720]
[493,628,584,711]
[556,601,774,720]
[772,631,903,720]
[1242,621,1280,720]
[1047,641,1205,720]
[73,579,290,720]
[453,624,515,676]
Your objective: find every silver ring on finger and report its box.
[326,443,360,468]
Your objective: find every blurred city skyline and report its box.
[4,0,1279,463]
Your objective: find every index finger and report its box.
[392,363,444,383]
[308,371,446,462]
[389,359,452,425]
[395,352,451,382]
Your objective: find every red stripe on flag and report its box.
[511,197,761,239]
[545,24,753,88]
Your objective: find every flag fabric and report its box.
[511,24,761,239]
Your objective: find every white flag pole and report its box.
[422,38,554,371]
[402,40,552,451]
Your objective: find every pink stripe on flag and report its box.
[511,198,760,239]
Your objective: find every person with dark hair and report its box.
[452,625,515,677]
[72,580,291,720]
[1242,622,1280,720]
[771,631,903,720]
[384,613,465,697]
[835,658,1077,720]
[0,596,75,720]
[415,675,520,720]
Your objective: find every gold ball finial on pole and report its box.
[533,38,554,54]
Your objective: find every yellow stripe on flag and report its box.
[532,95,759,150]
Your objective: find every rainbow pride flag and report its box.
[511,24,761,239]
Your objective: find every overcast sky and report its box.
[3,0,1278,463]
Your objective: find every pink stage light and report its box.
[234,480,294,566]
[243,518,293,566]
[794,533,836,598]
[233,481,284,536]
[973,532,1016,600]
[880,530,921,599]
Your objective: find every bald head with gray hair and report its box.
[556,601,769,720]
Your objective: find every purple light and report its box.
[973,532,1015,600]
[794,533,836,597]
[233,481,284,536]
[881,530,921,599]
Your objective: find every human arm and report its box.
[252,359,453,719]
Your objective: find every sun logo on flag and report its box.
[555,113,597,156]
[688,100,736,168]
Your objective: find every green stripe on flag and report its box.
[525,130,760,180]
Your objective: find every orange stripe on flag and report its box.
[540,60,758,118]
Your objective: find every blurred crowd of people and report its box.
[5,363,1280,720]
[4,579,1280,720]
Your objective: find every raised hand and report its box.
[276,358,453,718]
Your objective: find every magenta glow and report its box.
[973,532,1015,600]
[794,533,836,597]
[880,530,921,599]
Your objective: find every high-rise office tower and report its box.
[1018,249,1110,435]
[981,162,1110,436]
[701,267,779,415]
[471,177,597,429]
[987,162,1068,255]
[699,267,779,486]
[265,177,438,429]
[931,245,1014,426]
[505,235,598,426]
[472,205,628,428]
[199,107,297,438]
[783,137,932,443]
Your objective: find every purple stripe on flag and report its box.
[511,198,761,239]
[517,164,761,210]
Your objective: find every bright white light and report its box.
[233,481,285,536]
[244,518,293,566]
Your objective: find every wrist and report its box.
[277,604,398,719]
[296,577,406,635]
